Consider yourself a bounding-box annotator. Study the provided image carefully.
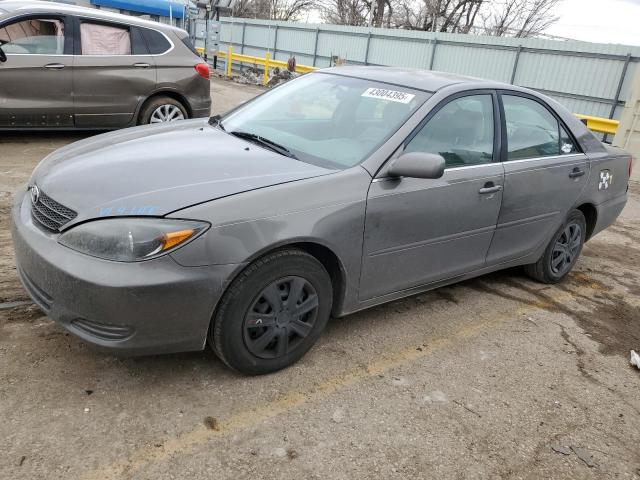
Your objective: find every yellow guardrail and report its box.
[218,48,317,85]
[574,114,619,135]
[197,47,317,85]
[197,47,620,136]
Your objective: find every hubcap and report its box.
[150,104,185,123]
[550,222,582,275]
[243,276,319,359]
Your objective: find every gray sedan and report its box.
[12,67,631,374]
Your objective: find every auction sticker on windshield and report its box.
[362,88,415,104]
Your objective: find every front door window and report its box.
[405,94,495,168]
[0,18,65,55]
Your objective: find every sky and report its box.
[547,0,640,46]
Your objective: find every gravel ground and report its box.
[1,77,639,480]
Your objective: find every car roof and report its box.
[320,65,512,93]
[0,0,182,33]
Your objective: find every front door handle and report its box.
[479,182,502,194]
[569,168,585,178]
[133,63,150,68]
[44,63,65,70]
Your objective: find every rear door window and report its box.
[0,17,65,54]
[559,124,578,155]
[502,95,562,160]
[130,27,149,55]
[80,21,131,55]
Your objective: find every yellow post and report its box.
[226,46,233,78]
[263,52,270,86]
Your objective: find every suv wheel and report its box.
[209,249,333,375]
[524,209,587,284]
[139,96,188,125]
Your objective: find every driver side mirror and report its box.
[0,46,6,63]
[387,152,445,179]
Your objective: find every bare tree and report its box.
[319,0,371,25]
[391,0,484,32]
[390,0,560,36]
[481,0,561,37]
[232,0,315,20]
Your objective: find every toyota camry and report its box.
[12,66,631,374]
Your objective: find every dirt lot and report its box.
[1,77,640,480]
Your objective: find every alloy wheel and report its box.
[150,104,185,123]
[550,222,582,275]
[243,276,319,359]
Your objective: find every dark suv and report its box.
[0,0,211,129]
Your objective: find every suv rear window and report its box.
[141,28,170,55]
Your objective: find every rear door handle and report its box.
[133,63,150,68]
[479,183,502,194]
[569,168,585,178]
[44,63,65,70]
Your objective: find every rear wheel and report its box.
[524,209,586,284]
[138,96,188,125]
[209,249,332,375]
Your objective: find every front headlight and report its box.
[58,218,209,262]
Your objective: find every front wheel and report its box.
[209,249,333,375]
[524,209,587,284]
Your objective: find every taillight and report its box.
[195,63,209,79]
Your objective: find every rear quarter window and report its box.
[179,34,200,57]
[141,28,171,55]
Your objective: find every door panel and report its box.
[72,18,156,128]
[360,165,504,300]
[360,91,504,301]
[486,154,590,264]
[0,15,73,127]
[486,92,590,264]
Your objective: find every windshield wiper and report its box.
[228,130,298,159]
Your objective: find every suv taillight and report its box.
[195,63,210,79]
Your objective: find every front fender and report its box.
[168,167,372,314]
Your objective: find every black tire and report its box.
[524,209,587,284]
[138,96,188,125]
[209,249,332,375]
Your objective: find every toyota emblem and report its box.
[30,185,40,205]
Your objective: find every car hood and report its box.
[30,120,335,228]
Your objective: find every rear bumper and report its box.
[192,106,211,119]
[591,192,627,238]
[11,191,240,355]
[188,87,212,119]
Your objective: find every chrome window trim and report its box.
[503,153,587,164]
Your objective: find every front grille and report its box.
[31,189,77,232]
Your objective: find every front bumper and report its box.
[11,191,242,355]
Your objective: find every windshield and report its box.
[220,73,430,169]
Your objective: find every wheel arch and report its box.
[220,239,349,318]
[136,89,193,124]
[575,202,598,241]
